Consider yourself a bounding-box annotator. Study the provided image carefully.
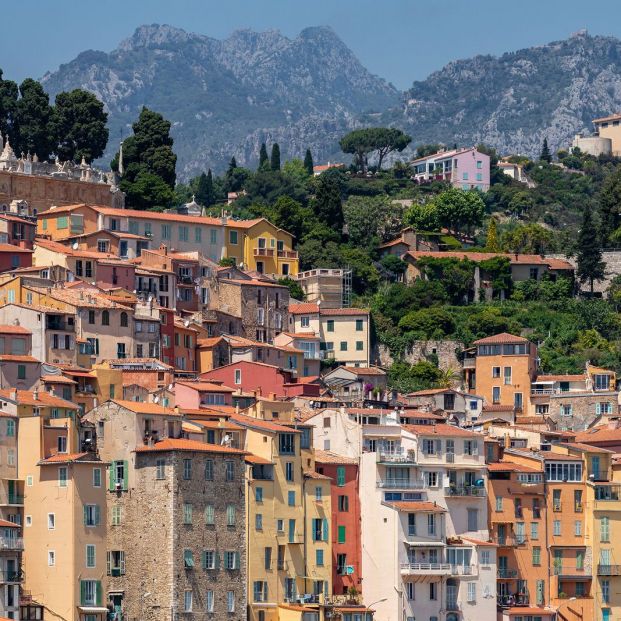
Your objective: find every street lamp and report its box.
[366,598,388,609]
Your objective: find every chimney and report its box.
[10,388,17,401]
[160,244,168,255]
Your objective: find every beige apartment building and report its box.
[593,113,621,156]
[288,303,370,366]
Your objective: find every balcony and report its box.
[589,470,611,482]
[462,358,475,369]
[494,536,528,547]
[498,594,530,608]
[0,538,23,550]
[598,565,621,576]
[531,388,555,396]
[376,478,425,489]
[553,564,589,579]
[445,486,486,498]
[445,601,460,612]
[594,485,621,501]
[497,569,518,579]
[277,250,298,259]
[377,449,416,464]
[0,570,22,583]
[451,565,475,576]
[401,563,452,576]
[254,248,275,257]
[0,494,24,506]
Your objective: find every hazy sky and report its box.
[3,0,621,90]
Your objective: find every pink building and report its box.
[200,360,320,398]
[174,381,235,409]
[411,147,491,191]
[95,260,136,290]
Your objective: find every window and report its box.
[86,544,96,568]
[575,520,582,536]
[111,506,122,526]
[315,486,322,501]
[531,522,539,540]
[338,495,349,512]
[102,310,109,326]
[464,440,478,456]
[279,433,295,455]
[467,508,478,531]
[429,582,437,600]
[467,582,476,603]
[206,590,214,612]
[532,546,541,566]
[356,341,364,351]
[255,486,263,502]
[427,513,436,535]
[405,582,415,601]
[93,468,101,488]
[107,550,125,576]
[495,496,503,512]
[225,461,235,481]
[184,590,193,612]
[226,504,236,526]
[340,341,347,351]
[425,471,438,487]
[48,550,55,566]
[162,224,171,240]
[336,553,347,575]
[202,550,215,569]
[195,227,202,243]
[224,551,239,570]
[183,503,193,524]
[59,466,68,487]
[601,516,610,542]
[301,316,310,328]
[481,550,491,565]
[336,466,346,486]
[255,513,263,530]
[234,369,241,384]
[492,386,500,403]
[602,579,610,604]
[183,459,192,480]
[227,591,235,613]
[17,364,25,380]
[264,547,272,570]
[178,226,189,241]
[288,491,295,506]
[48,513,55,529]
[463,172,469,180]
[184,549,194,569]
[326,320,334,332]
[229,230,238,245]
[477,160,483,169]
[155,459,166,480]
[205,504,215,525]
[253,582,267,603]
[553,520,561,536]
[338,525,346,543]
[544,461,582,482]
[560,404,573,417]
[84,504,100,527]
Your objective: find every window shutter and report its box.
[95,505,101,526]
[596,403,601,415]
[96,581,102,606]
[435,440,442,454]
[202,551,207,570]
[83,506,88,525]
[215,552,220,570]
[120,551,125,574]
[123,461,128,490]
[80,580,86,606]
[108,464,115,491]
[265,583,269,602]
[106,551,111,576]
[235,552,240,570]
[322,518,329,542]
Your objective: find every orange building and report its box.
[466,333,537,413]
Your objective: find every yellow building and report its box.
[593,113,621,157]
[17,397,108,621]
[232,412,331,621]
[225,218,299,277]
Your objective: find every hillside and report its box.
[380,31,621,158]
[41,24,399,178]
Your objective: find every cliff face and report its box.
[41,24,398,178]
[380,31,621,158]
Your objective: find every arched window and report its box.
[102,310,110,326]
[120,312,128,327]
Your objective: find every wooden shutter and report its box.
[95,505,101,526]
[119,551,125,574]
[108,464,115,491]
[96,581,102,606]
[202,551,207,570]
[106,551,111,575]
[80,580,86,606]
[123,461,128,490]
[235,552,240,570]
[322,518,329,542]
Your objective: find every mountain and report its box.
[378,31,621,158]
[41,24,399,178]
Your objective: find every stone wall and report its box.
[106,450,247,621]
[549,252,621,294]
[377,340,463,371]
[546,393,618,431]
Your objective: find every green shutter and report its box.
[83,506,88,525]
[106,551,111,575]
[215,552,220,570]
[322,518,329,542]
[80,581,86,606]
[338,525,346,544]
[202,551,207,570]
[96,581,102,606]
[337,466,345,486]
[109,464,115,491]
[123,460,128,490]
[95,505,101,526]
[235,552,240,570]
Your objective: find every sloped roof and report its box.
[473,332,529,345]
[135,438,246,455]
[314,449,358,465]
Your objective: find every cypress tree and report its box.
[258,143,269,170]
[576,204,605,295]
[229,156,237,171]
[540,137,552,163]
[485,217,500,252]
[270,143,281,171]
[195,169,214,207]
[304,148,314,176]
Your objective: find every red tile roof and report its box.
[110,399,180,416]
[38,452,104,464]
[314,449,358,465]
[230,413,301,434]
[534,374,586,382]
[40,375,77,385]
[289,302,320,314]
[389,501,446,513]
[320,307,369,316]
[0,389,76,408]
[403,423,482,437]
[575,426,621,444]
[473,332,529,345]
[0,519,20,528]
[244,454,274,465]
[0,325,31,334]
[487,461,542,473]
[135,438,246,455]
[304,470,331,480]
[340,366,385,376]
[0,244,32,254]
[0,355,39,363]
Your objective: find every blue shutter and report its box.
[95,505,101,526]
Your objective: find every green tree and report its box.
[270,143,281,171]
[369,127,412,170]
[122,170,174,210]
[501,224,555,255]
[0,70,18,147]
[52,89,108,162]
[339,129,375,173]
[607,275,621,311]
[404,202,440,231]
[599,168,621,246]
[259,143,269,170]
[304,148,314,176]
[432,188,484,234]
[485,217,500,252]
[229,156,237,170]
[379,255,407,280]
[398,307,455,338]
[387,360,443,393]
[312,170,343,230]
[278,277,305,301]
[540,137,552,163]
[195,169,215,207]
[576,204,605,295]
[14,79,55,160]
[343,195,403,246]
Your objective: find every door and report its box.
[446,582,458,609]
[288,519,296,544]
[119,240,128,258]
[112,594,123,620]
[498,524,506,545]
[592,456,601,479]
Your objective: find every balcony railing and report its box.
[277,250,298,259]
[445,486,486,497]
[589,470,611,482]
[0,538,23,550]
[376,479,425,489]
[594,485,621,501]
[377,449,416,464]
[0,570,22,582]
[498,594,530,608]
[445,601,460,612]
[494,536,528,547]
[254,248,275,257]
[400,563,451,575]
[598,565,621,576]
[531,388,555,396]
[497,569,518,579]
[0,495,24,506]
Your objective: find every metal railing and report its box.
[400,563,451,573]
[1,495,24,506]
[0,570,22,582]
[445,486,486,497]
[376,479,425,489]
[594,486,621,501]
[497,569,518,579]
[598,565,621,576]
[494,536,528,547]
[377,449,416,464]
[0,538,23,550]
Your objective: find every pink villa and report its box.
[411,147,491,191]
[174,380,235,409]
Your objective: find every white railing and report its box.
[0,537,23,550]
[401,563,450,573]
[377,479,426,489]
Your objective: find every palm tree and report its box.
[436,367,461,389]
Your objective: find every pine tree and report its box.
[313,172,343,230]
[195,169,214,207]
[304,148,314,176]
[577,204,605,295]
[270,143,281,171]
[229,156,237,171]
[258,143,269,170]
[485,217,500,252]
[540,137,552,163]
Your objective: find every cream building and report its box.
[593,113,621,157]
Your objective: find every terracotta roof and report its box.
[40,375,77,385]
[38,452,104,464]
[563,441,614,453]
[280,332,319,339]
[244,454,274,465]
[457,536,498,547]
[534,374,586,382]
[0,244,32,254]
[515,416,546,425]
[0,355,39,363]
[473,332,529,345]
[34,238,117,260]
[593,112,621,123]
[135,438,246,455]
[110,399,180,416]
[289,303,319,314]
[403,423,482,437]
[487,461,542,473]
[190,419,243,431]
[0,325,31,334]
[406,250,574,270]
[304,470,331,480]
[505,607,554,616]
[230,413,301,434]
[378,236,409,249]
[0,519,20,528]
[541,452,584,461]
[92,205,223,227]
[0,389,76,408]
[389,501,446,513]
[575,427,621,444]
[197,337,224,348]
[482,404,515,412]
[38,287,133,309]
[340,366,386,376]
[314,449,358,465]
[320,307,369,316]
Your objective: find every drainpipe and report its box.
[544,475,552,608]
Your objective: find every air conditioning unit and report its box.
[115,482,122,490]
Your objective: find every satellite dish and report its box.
[184,320,190,327]
[72,242,79,250]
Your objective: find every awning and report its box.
[78,607,108,613]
